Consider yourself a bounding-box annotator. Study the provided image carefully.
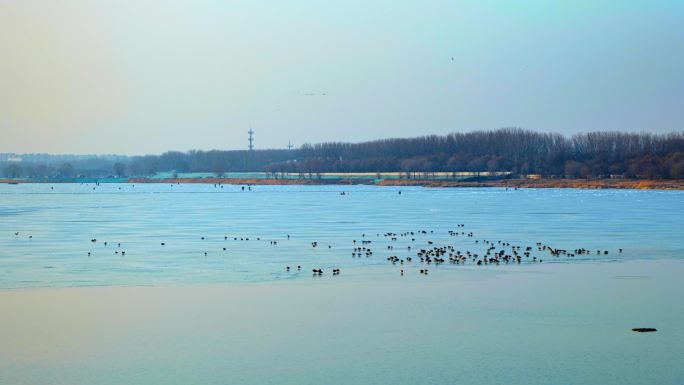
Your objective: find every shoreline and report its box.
[376,178,684,190]
[2,177,684,190]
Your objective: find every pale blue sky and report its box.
[0,0,682,154]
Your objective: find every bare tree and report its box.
[113,162,127,177]
[3,163,22,178]
[58,163,75,178]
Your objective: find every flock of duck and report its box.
[346,225,621,276]
[12,221,622,278]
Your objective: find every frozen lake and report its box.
[0,183,683,288]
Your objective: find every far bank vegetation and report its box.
[3,129,684,180]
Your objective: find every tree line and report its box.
[3,129,684,179]
[267,129,684,179]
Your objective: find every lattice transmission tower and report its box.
[248,128,254,151]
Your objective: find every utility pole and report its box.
[287,141,293,150]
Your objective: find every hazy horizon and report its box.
[1,0,683,155]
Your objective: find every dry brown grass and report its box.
[377,178,684,190]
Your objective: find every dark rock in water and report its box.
[632,328,657,332]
